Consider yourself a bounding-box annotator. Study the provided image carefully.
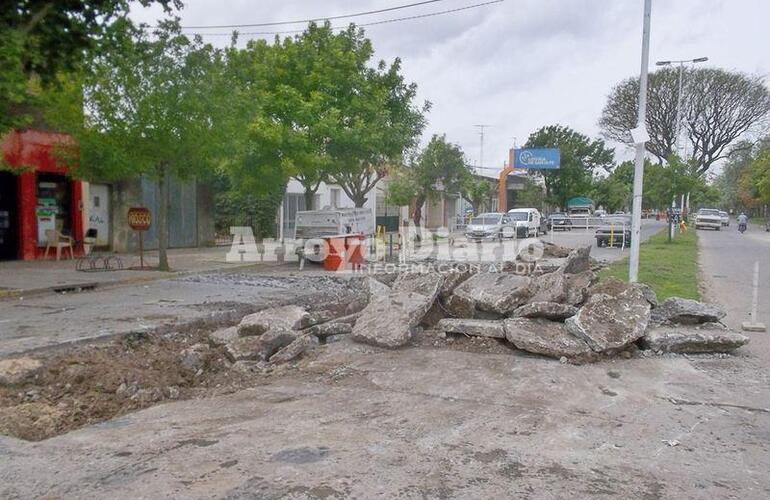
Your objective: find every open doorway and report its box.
[0,172,18,259]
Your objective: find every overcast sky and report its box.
[132,0,770,176]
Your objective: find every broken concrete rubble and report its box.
[650,297,726,326]
[512,302,578,321]
[589,278,659,308]
[565,287,651,353]
[304,322,353,338]
[452,272,531,316]
[352,273,443,348]
[0,358,42,386]
[237,305,313,336]
[225,327,298,362]
[207,326,239,347]
[437,318,506,338]
[503,318,594,363]
[269,334,318,364]
[641,325,749,353]
[559,245,592,274]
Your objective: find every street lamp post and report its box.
[655,57,708,153]
[628,0,652,284]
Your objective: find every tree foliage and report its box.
[52,21,228,270]
[600,67,770,173]
[0,0,180,136]
[461,176,494,215]
[523,125,614,209]
[386,135,470,228]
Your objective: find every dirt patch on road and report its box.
[0,327,261,441]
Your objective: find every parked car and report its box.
[507,208,543,237]
[594,209,607,218]
[694,208,722,230]
[719,211,730,226]
[595,224,631,247]
[547,213,573,231]
[465,212,513,241]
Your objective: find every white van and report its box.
[507,208,542,237]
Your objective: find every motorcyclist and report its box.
[738,212,748,232]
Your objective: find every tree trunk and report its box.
[303,189,315,211]
[353,194,366,208]
[412,194,425,242]
[157,162,170,272]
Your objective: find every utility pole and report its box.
[475,124,490,171]
[629,0,652,283]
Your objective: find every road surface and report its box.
[698,221,770,350]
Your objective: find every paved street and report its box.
[543,219,665,263]
[698,221,770,347]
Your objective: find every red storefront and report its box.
[0,129,84,260]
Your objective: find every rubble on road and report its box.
[641,324,749,353]
[512,302,578,321]
[0,358,42,386]
[566,287,651,353]
[559,245,592,274]
[269,334,319,364]
[237,305,314,336]
[437,318,506,338]
[503,318,594,363]
[304,322,353,339]
[225,327,298,362]
[208,326,238,347]
[452,272,531,316]
[650,297,726,326]
[352,272,443,348]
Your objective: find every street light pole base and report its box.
[741,322,767,332]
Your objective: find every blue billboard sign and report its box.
[513,148,560,169]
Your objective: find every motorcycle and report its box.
[738,222,747,234]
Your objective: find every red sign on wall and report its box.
[127,207,151,231]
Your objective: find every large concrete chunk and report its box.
[650,297,726,326]
[589,278,658,308]
[559,245,592,274]
[641,325,749,353]
[437,318,506,338]
[438,266,473,299]
[269,334,318,364]
[512,302,578,321]
[304,322,353,338]
[453,272,531,315]
[503,318,594,362]
[238,305,313,336]
[352,273,443,348]
[225,327,299,362]
[565,288,651,353]
[528,270,567,304]
[0,357,43,386]
[562,271,597,306]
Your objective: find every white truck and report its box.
[293,208,374,240]
[507,208,544,237]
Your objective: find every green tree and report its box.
[0,0,180,137]
[54,21,228,271]
[600,67,770,173]
[592,172,631,213]
[523,125,614,208]
[387,135,470,234]
[462,176,493,215]
[324,26,428,207]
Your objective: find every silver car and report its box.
[465,213,514,241]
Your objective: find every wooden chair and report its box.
[44,229,74,260]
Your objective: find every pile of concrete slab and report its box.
[350,245,750,363]
[206,245,749,366]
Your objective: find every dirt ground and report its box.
[2,330,768,499]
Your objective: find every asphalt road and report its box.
[698,220,770,344]
[542,219,665,262]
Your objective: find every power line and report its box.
[184,0,505,37]
[179,0,447,29]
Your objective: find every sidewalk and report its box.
[0,245,283,297]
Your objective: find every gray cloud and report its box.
[131,0,770,173]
